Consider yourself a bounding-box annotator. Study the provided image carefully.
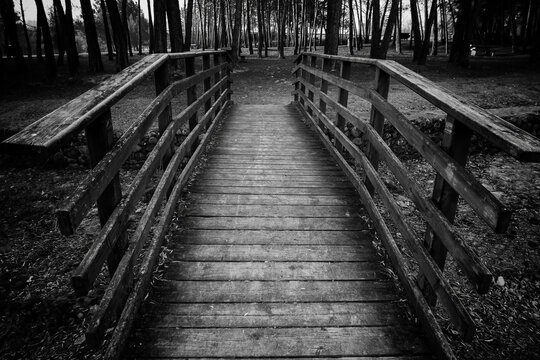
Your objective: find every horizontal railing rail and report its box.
[0,50,232,360]
[292,52,540,360]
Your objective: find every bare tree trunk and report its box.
[36,0,56,77]
[214,0,219,49]
[247,0,254,54]
[147,0,154,53]
[184,0,195,50]
[355,0,363,48]
[106,0,129,70]
[432,0,439,55]
[395,0,402,53]
[19,0,32,59]
[220,0,228,47]
[36,22,43,62]
[325,0,343,54]
[0,0,26,69]
[138,0,142,54]
[370,0,381,57]
[153,0,167,52]
[101,0,114,60]
[167,0,184,52]
[449,0,474,67]
[417,0,437,64]
[122,0,134,56]
[53,3,65,66]
[410,0,422,61]
[231,0,243,64]
[348,0,354,54]
[81,0,105,71]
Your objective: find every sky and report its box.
[18,0,152,23]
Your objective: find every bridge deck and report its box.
[126,104,432,359]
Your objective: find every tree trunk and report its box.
[53,3,65,66]
[348,0,354,55]
[153,0,167,52]
[257,0,264,57]
[213,0,219,49]
[122,0,134,56]
[325,0,342,54]
[355,0,363,48]
[19,0,32,59]
[369,0,381,57]
[373,0,398,59]
[432,0,438,55]
[449,0,474,67]
[395,0,402,53]
[105,0,129,70]
[167,0,185,52]
[81,0,105,72]
[36,21,43,62]
[36,0,56,77]
[0,0,26,69]
[64,0,79,69]
[101,0,114,60]
[220,0,228,47]
[277,0,286,58]
[138,0,142,54]
[231,0,243,64]
[147,0,154,53]
[184,0,195,50]
[417,0,437,64]
[247,0,254,54]
[410,0,422,61]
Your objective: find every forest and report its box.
[1,0,540,80]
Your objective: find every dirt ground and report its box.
[1,46,539,359]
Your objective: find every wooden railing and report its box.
[293,52,540,360]
[1,50,232,359]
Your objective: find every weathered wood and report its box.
[165,261,384,281]
[171,244,377,261]
[179,217,368,231]
[365,68,390,194]
[174,229,371,245]
[71,80,229,295]
[184,204,360,217]
[0,54,169,155]
[84,110,127,276]
[299,90,477,339]
[296,101,456,360]
[336,60,352,153]
[197,173,347,181]
[130,327,429,358]
[419,116,474,305]
[306,55,317,115]
[202,54,212,118]
[186,193,359,206]
[303,86,491,293]
[192,179,353,188]
[153,280,397,303]
[103,100,231,360]
[377,60,540,162]
[368,90,511,232]
[185,56,198,153]
[85,84,231,349]
[141,302,406,327]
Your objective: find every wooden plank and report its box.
[172,229,372,245]
[129,327,429,358]
[368,90,511,232]
[296,102,456,360]
[188,186,354,196]
[164,261,384,281]
[129,357,431,360]
[153,280,397,303]
[184,204,362,218]
[180,217,367,231]
[296,81,492,293]
[185,193,359,206]
[0,54,169,155]
[196,173,348,182]
[299,89,477,339]
[192,179,354,189]
[141,302,407,327]
[102,100,232,360]
[170,244,377,261]
[377,60,540,162]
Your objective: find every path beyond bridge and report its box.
[124,104,432,358]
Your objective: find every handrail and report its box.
[1,50,232,359]
[292,52,540,360]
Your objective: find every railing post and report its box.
[365,67,390,194]
[84,110,127,275]
[213,53,222,113]
[419,115,473,305]
[185,56,198,153]
[299,54,307,108]
[336,60,351,153]
[203,54,212,116]
[223,52,231,101]
[318,57,332,118]
[154,59,173,163]
[306,55,317,115]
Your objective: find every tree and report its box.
[53,0,79,74]
[449,0,475,67]
[325,0,343,54]
[18,0,32,59]
[167,0,184,53]
[153,0,167,52]
[80,0,104,72]
[99,0,114,60]
[0,0,26,70]
[35,0,56,78]
[231,0,243,63]
[105,0,129,69]
[184,0,194,50]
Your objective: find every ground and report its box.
[0,46,539,359]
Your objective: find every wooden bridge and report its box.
[2,50,540,360]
